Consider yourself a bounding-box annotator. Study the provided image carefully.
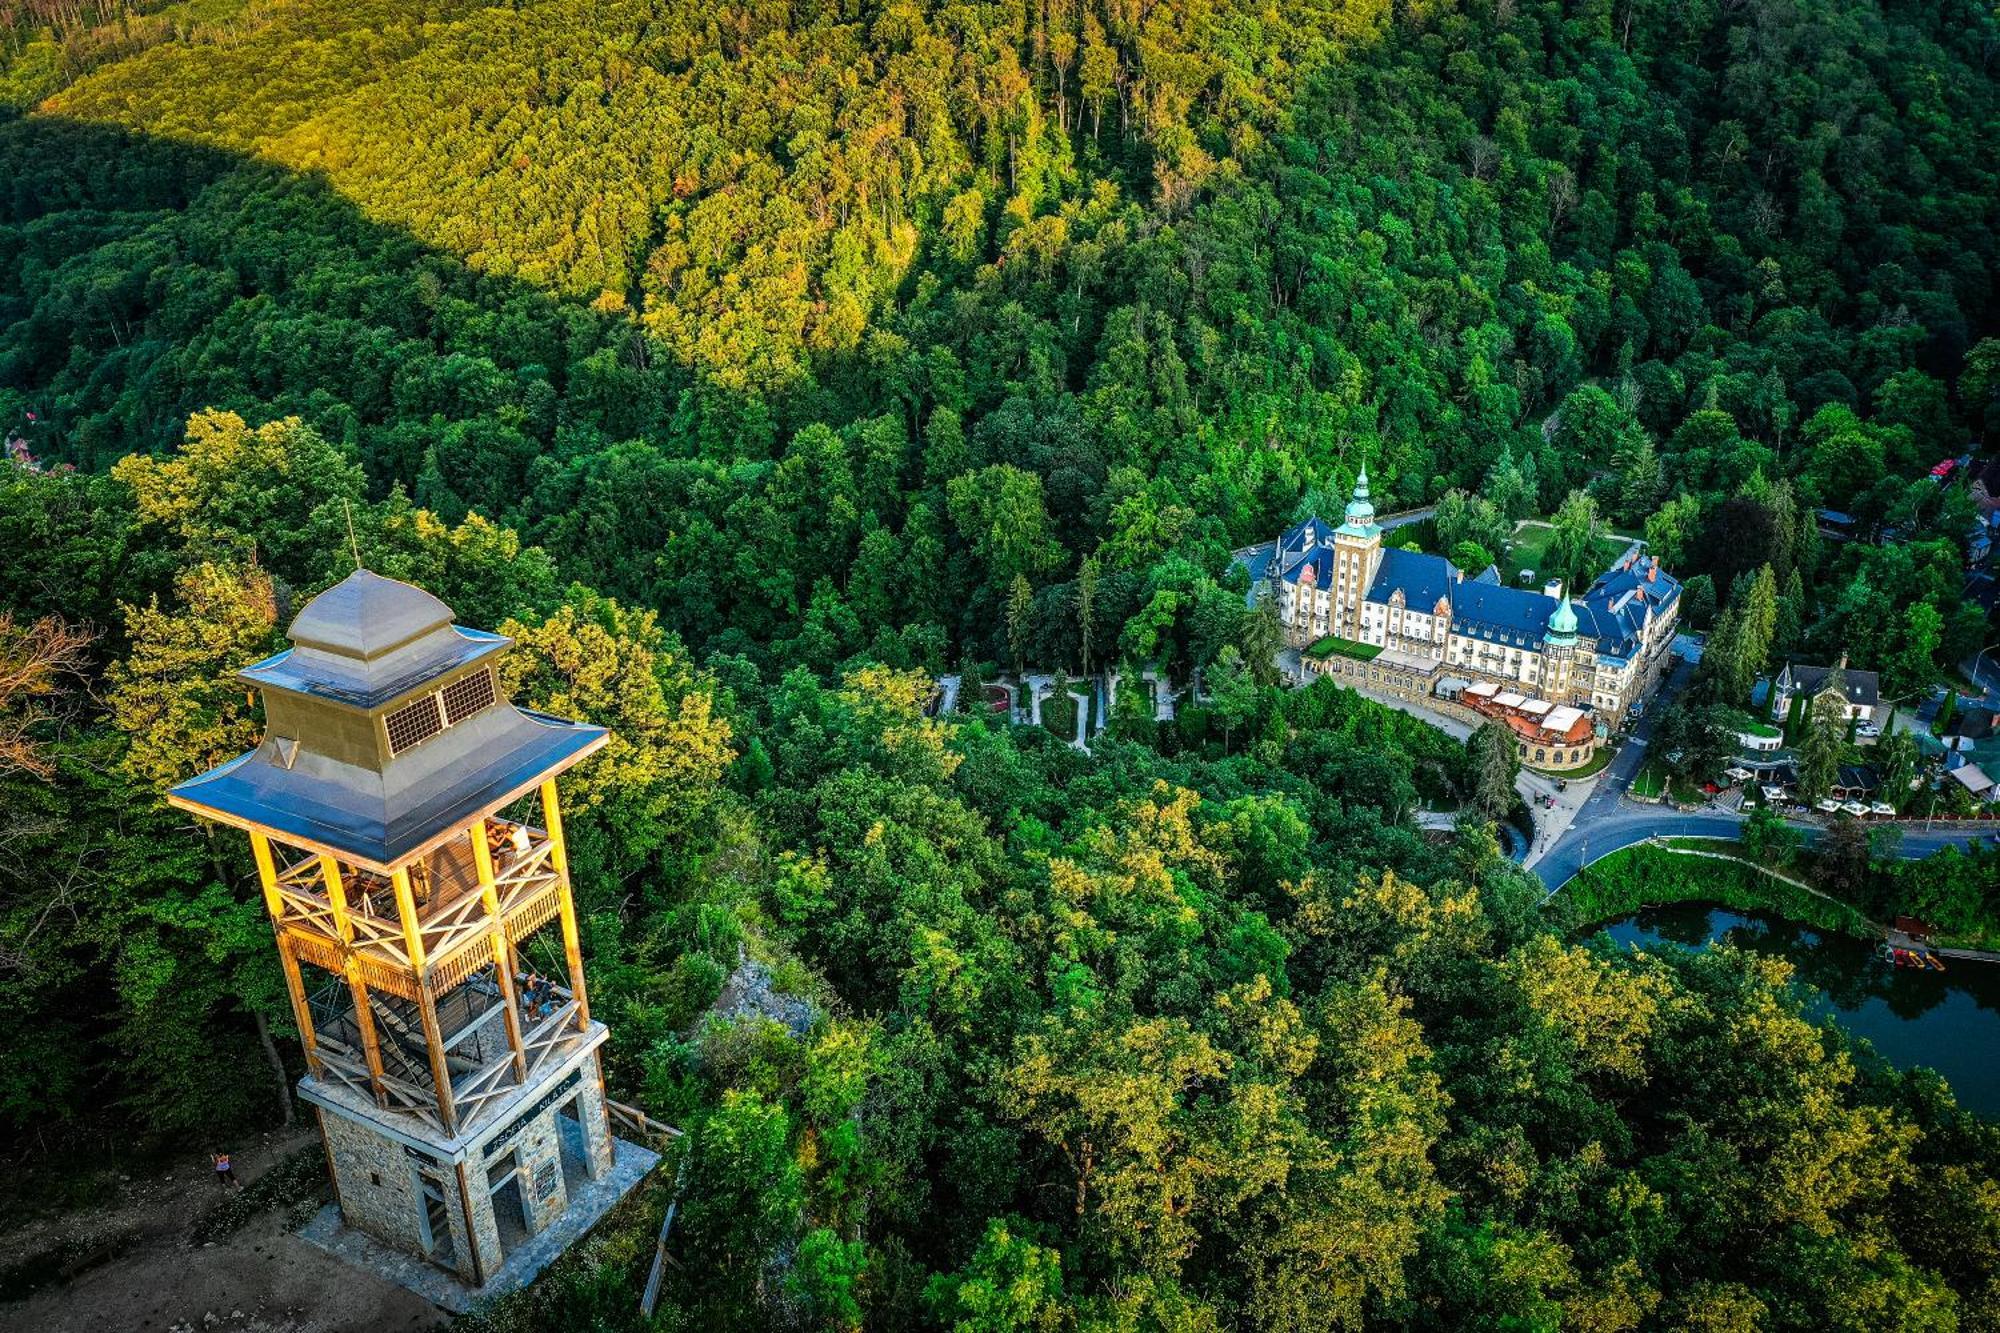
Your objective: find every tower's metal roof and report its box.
[289,569,452,660]
[169,706,606,870]
[244,569,505,709]
[169,570,609,869]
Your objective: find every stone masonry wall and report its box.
[319,1106,477,1283]
[467,1160,505,1281]
[510,1112,570,1234]
[579,1059,615,1178]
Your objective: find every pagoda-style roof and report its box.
[171,705,605,870]
[291,569,452,659]
[244,569,506,710]
[169,570,607,870]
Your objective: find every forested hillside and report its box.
[5,0,1997,670]
[3,0,1999,1327]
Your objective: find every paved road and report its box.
[1534,809,1994,890]
[1526,654,1996,888]
[1532,654,1996,885]
[1960,647,2000,707]
[1523,654,1687,873]
[1378,506,1436,532]
[1269,638,1997,891]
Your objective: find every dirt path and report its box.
[0,1131,444,1333]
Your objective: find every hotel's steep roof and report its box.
[1271,491,1681,657]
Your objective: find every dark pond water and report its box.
[1599,904,2000,1117]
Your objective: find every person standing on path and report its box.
[212,1150,239,1189]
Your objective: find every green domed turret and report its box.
[1545,591,1578,645]
[1335,463,1381,538]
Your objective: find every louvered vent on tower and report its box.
[385,694,445,756]
[440,668,496,726]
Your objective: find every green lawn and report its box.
[1548,843,1875,940]
[1306,635,1383,662]
[1725,709,1781,739]
[1503,521,1631,587]
[1042,684,1093,736]
[1528,745,1614,780]
[1631,760,1704,803]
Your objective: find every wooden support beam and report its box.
[540,780,590,1028]
[417,982,459,1138]
[471,822,528,1081]
[320,856,356,942]
[274,938,323,1077]
[248,832,283,918]
[322,856,388,1107]
[455,1159,486,1287]
[392,868,428,974]
[250,834,322,1075]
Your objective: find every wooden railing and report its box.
[608,1099,682,1140]
[314,1042,446,1133]
[520,997,585,1077]
[270,818,561,994]
[310,987,590,1135]
[450,1042,522,1123]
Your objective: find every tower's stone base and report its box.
[296,1023,660,1306]
[296,1134,660,1313]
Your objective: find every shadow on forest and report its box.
[0,112,727,479]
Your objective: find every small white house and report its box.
[1772,656,1880,724]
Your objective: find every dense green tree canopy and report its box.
[0,0,1996,1328]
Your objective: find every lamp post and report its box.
[1971,640,2000,701]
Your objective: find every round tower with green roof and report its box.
[1542,589,1579,700]
[1330,463,1385,640]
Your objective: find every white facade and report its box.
[1270,477,1681,720]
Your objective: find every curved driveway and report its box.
[1276,643,1997,890]
[1533,808,1991,891]
[1532,657,1994,889]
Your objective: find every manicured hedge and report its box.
[1550,843,1875,939]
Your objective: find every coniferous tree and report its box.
[1738,564,1780,686]
[1007,574,1034,676]
[1468,721,1520,821]
[1798,688,1849,802]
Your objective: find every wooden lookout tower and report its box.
[170,570,653,1294]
